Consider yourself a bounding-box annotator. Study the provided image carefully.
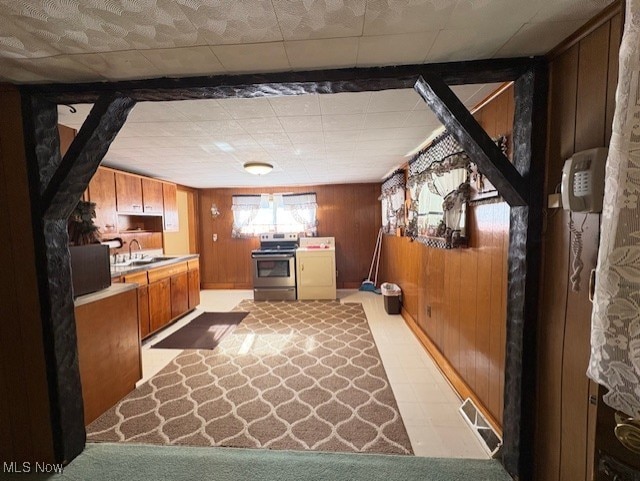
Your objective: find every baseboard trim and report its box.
[400,307,503,437]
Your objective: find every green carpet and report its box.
[9,443,512,481]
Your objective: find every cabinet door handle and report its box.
[145,205,153,210]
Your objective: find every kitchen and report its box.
[0,1,622,479]
[58,86,503,459]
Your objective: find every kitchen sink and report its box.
[129,256,174,266]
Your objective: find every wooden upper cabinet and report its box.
[142,178,164,214]
[87,168,118,236]
[115,172,143,213]
[163,183,179,232]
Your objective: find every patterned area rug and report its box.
[87,300,413,455]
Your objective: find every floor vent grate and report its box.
[459,398,502,457]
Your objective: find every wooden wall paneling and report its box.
[431,249,445,351]
[446,251,462,373]
[198,184,381,289]
[535,45,579,481]
[605,13,622,144]
[560,22,610,481]
[474,204,493,408]
[57,124,76,156]
[459,219,479,389]
[0,85,54,461]
[488,202,508,424]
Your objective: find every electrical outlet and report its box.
[212,233,218,242]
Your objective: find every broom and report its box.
[360,227,382,293]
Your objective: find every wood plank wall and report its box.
[379,85,514,429]
[0,85,55,461]
[198,183,381,289]
[534,6,622,481]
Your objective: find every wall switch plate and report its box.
[212,234,218,242]
[548,193,562,209]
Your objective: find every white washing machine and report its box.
[296,237,336,300]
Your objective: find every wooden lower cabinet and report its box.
[188,263,200,309]
[170,272,188,319]
[138,285,150,339]
[125,260,198,339]
[75,287,140,425]
[148,278,171,333]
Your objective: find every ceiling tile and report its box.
[71,51,162,80]
[446,0,539,29]
[192,120,248,136]
[268,95,321,116]
[284,38,359,70]
[218,97,277,119]
[530,0,615,23]
[426,25,521,62]
[403,109,440,127]
[278,115,323,133]
[272,0,366,40]
[235,117,285,134]
[363,0,457,36]
[0,56,105,83]
[175,0,282,44]
[322,113,366,131]
[450,84,485,104]
[127,102,188,123]
[323,130,362,143]
[363,112,409,130]
[319,91,371,115]
[140,46,226,77]
[211,42,290,73]
[356,31,437,66]
[367,89,422,113]
[494,20,586,57]
[251,132,293,147]
[287,131,325,145]
[170,99,231,121]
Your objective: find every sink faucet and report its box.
[129,239,142,259]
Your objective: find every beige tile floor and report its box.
[140,289,489,459]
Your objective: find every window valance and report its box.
[231,193,318,238]
[380,170,406,234]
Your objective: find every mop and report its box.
[359,227,382,294]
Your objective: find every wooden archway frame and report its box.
[20,58,547,479]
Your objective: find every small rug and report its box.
[152,312,248,350]
[87,300,413,455]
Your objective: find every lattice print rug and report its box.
[87,300,413,455]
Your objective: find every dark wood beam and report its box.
[21,57,538,104]
[28,96,62,195]
[502,63,548,480]
[21,93,135,463]
[43,94,136,219]
[414,74,529,207]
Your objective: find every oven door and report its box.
[252,253,296,288]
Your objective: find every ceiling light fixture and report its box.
[243,162,273,175]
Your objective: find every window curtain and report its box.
[588,0,640,419]
[282,193,318,236]
[231,195,261,238]
[381,170,405,234]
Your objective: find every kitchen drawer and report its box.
[147,262,188,283]
[122,271,149,286]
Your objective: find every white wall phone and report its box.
[561,147,608,212]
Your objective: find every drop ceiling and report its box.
[4,0,615,188]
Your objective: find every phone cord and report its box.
[569,214,588,292]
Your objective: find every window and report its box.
[231,193,317,237]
